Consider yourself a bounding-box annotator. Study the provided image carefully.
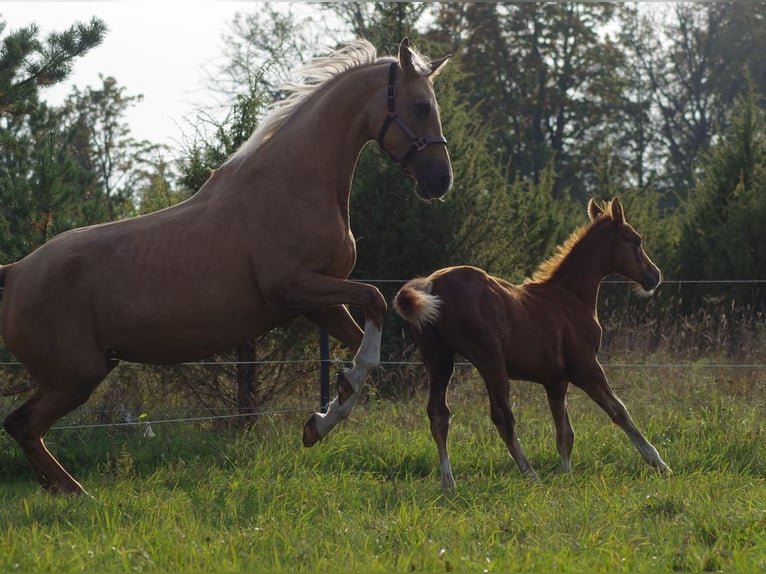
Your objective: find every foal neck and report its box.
[534,222,611,309]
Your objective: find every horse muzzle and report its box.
[640,266,662,294]
[416,171,452,200]
[411,153,453,200]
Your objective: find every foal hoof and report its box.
[302,414,322,447]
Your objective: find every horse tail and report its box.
[393,277,442,328]
[0,264,7,288]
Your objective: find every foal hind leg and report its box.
[476,358,539,480]
[573,363,671,475]
[4,380,100,494]
[545,381,575,472]
[417,328,457,489]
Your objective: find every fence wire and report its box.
[1,278,764,431]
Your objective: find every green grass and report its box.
[1,370,764,572]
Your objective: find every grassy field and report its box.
[0,365,764,572]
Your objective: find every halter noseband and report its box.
[376,61,447,170]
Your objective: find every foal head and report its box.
[589,197,662,294]
[376,38,453,200]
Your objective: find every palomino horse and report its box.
[0,38,452,494]
[394,198,671,489]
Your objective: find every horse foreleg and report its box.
[573,364,672,475]
[304,316,381,446]
[282,279,386,447]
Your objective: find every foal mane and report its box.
[529,225,590,284]
[529,200,615,284]
[226,38,433,165]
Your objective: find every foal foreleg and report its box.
[574,365,671,475]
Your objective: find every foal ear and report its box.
[588,198,604,221]
[609,196,626,226]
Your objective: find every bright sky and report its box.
[0,2,255,152]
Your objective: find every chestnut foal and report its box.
[394,198,671,488]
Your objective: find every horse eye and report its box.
[415,103,432,116]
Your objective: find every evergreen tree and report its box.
[0,16,106,115]
[0,16,106,260]
[676,88,766,286]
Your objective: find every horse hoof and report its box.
[302,414,322,447]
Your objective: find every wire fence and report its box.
[1,358,762,432]
[1,278,765,431]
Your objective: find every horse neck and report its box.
[544,229,610,310]
[223,64,384,206]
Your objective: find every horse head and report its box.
[376,38,453,200]
[589,197,662,294]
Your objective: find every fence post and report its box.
[319,329,330,412]
[236,340,256,417]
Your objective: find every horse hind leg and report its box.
[4,368,105,494]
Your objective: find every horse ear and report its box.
[428,53,452,78]
[610,196,626,226]
[399,37,414,74]
[588,198,603,221]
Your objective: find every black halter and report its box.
[376,62,448,170]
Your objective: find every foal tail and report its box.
[393,278,442,328]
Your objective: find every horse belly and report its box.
[4,249,275,367]
[106,287,288,364]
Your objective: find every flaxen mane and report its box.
[528,200,615,284]
[228,39,434,165]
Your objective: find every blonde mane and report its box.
[226,38,433,165]
[529,225,589,284]
[529,200,616,284]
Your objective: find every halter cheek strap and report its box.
[376,62,448,170]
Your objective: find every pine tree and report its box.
[675,88,766,310]
[0,16,106,260]
[0,17,106,115]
